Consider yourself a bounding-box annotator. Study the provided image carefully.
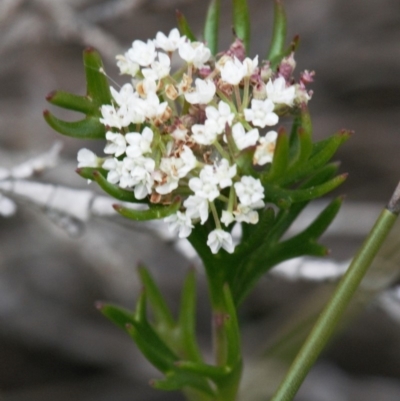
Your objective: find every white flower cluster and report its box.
[77,28,313,254]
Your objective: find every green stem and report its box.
[213,310,228,366]
[234,85,242,111]
[210,201,222,229]
[241,77,250,111]
[270,182,400,401]
[214,140,231,162]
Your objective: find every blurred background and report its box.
[1,0,400,400]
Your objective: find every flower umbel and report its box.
[76,28,313,254]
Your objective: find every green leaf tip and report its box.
[94,301,104,311]
[45,91,56,102]
[83,47,112,104]
[46,90,95,114]
[176,10,197,42]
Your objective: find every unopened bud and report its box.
[294,84,313,105]
[300,70,315,85]
[253,81,267,100]
[198,66,213,78]
[260,62,273,82]
[226,38,245,61]
[278,53,296,80]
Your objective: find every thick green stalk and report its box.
[270,182,400,401]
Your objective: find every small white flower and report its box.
[234,176,265,207]
[141,68,158,82]
[142,92,168,119]
[104,132,126,157]
[207,229,234,254]
[155,28,185,52]
[100,104,131,129]
[155,153,190,195]
[243,55,259,77]
[124,156,155,174]
[131,168,154,199]
[244,98,279,128]
[220,57,245,85]
[189,168,220,201]
[110,83,136,107]
[126,97,146,124]
[155,174,179,195]
[178,42,211,68]
[156,146,196,194]
[77,148,99,168]
[234,204,259,224]
[253,131,278,165]
[119,174,136,189]
[127,39,157,67]
[184,195,209,224]
[126,156,155,198]
[142,52,171,80]
[102,157,124,184]
[191,122,218,145]
[137,78,158,97]
[266,77,296,106]
[205,101,235,134]
[115,54,139,77]
[199,164,219,183]
[221,210,235,226]
[178,145,197,177]
[164,211,193,238]
[185,78,216,104]
[125,127,153,158]
[232,122,259,150]
[213,159,237,189]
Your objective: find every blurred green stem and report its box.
[270,181,400,401]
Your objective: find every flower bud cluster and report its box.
[77,28,313,254]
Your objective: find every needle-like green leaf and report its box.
[44,47,111,139]
[43,112,105,139]
[138,265,175,328]
[268,0,287,67]
[178,269,203,361]
[232,0,250,53]
[176,10,197,42]
[204,0,221,55]
[113,198,181,221]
